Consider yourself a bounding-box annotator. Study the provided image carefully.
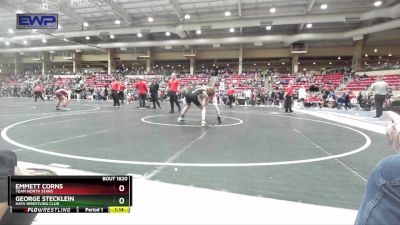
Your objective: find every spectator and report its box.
[355,112,400,225]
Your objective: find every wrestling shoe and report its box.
[177,116,184,122]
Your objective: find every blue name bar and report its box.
[16,14,58,29]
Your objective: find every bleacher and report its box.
[180,74,210,89]
[343,74,400,91]
[272,73,343,90]
[217,74,260,92]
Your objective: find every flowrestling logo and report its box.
[16,14,58,29]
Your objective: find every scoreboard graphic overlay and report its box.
[8,176,132,213]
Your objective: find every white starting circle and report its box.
[141,115,244,127]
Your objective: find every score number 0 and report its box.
[119,185,126,205]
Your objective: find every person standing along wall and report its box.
[167,73,181,113]
[119,82,126,104]
[33,83,45,102]
[370,75,389,118]
[110,78,120,107]
[227,86,235,108]
[284,81,294,113]
[150,80,161,109]
[135,78,148,108]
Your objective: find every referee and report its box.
[370,75,389,118]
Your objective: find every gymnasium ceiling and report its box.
[0,0,399,53]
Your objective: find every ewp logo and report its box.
[17,14,58,29]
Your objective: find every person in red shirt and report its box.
[167,73,181,113]
[110,78,120,107]
[54,88,70,110]
[119,82,126,104]
[284,80,294,113]
[135,78,148,108]
[33,83,45,102]
[227,86,235,108]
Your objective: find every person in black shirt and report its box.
[150,80,161,109]
[178,87,221,127]
[278,89,285,107]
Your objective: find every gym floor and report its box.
[0,98,395,210]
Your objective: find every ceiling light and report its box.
[85,36,90,40]
[115,20,121,25]
[266,26,272,31]
[224,11,231,17]
[137,33,143,38]
[313,62,316,65]
[329,62,332,65]
[320,4,328,9]
[165,32,171,36]
[389,53,392,57]
[269,8,276,13]
[374,1,382,6]
[338,56,341,60]
[83,22,89,27]
[374,48,378,52]
[5,41,10,46]
[229,28,235,33]
[196,29,202,34]
[282,62,285,65]
[42,39,47,43]
[267,63,271,66]
[298,62,300,65]
[110,34,115,39]
[306,23,312,28]
[365,54,368,57]
[378,61,381,64]
[184,14,190,20]
[148,17,154,22]
[23,40,27,45]
[8,28,14,34]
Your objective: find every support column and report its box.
[238,44,243,75]
[292,54,299,73]
[189,48,196,75]
[14,54,23,75]
[107,49,116,74]
[190,58,195,75]
[41,52,50,76]
[146,48,152,74]
[352,39,364,72]
[73,52,82,74]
